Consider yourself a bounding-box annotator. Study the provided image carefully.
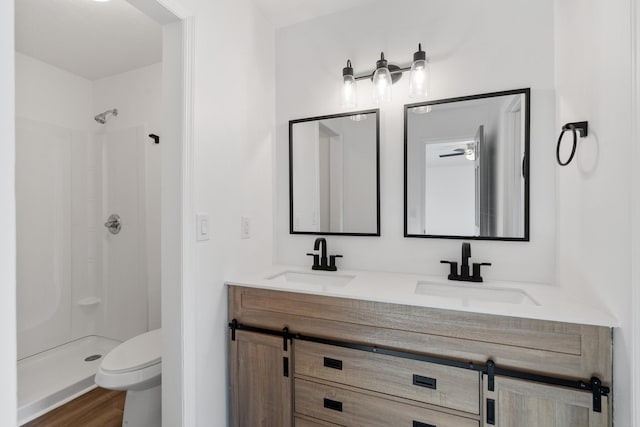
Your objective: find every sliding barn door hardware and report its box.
[228,320,609,412]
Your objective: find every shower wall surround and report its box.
[93,63,163,333]
[275,0,557,283]
[15,53,161,359]
[16,54,94,359]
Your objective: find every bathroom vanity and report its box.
[227,269,614,427]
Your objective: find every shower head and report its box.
[94,109,118,124]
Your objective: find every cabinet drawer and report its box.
[294,415,341,427]
[295,340,480,414]
[295,378,479,427]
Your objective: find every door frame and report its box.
[632,0,640,424]
[3,0,196,425]
[0,0,16,425]
[138,1,196,425]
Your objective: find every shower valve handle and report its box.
[104,214,122,235]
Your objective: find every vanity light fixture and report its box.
[409,43,429,98]
[340,43,429,107]
[372,53,393,104]
[340,60,357,109]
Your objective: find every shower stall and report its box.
[16,109,153,424]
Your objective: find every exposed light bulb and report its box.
[372,52,392,104]
[340,59,357,109]
[409,43,429,98]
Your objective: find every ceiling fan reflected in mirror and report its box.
[439,144,476,161]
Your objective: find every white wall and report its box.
[165,0,276,425]
[275,0,556,283]
[15,54,93,130]
[0,0,17,423]
[554,0,633,424]
[292,121,321,231]
[93,63,163,330]
[425,163,476,236]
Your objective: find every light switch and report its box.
[196,214,209,241]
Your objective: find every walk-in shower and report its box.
[16,114,151,424]
[94,108,118,124]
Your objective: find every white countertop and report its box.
[227,265,618,327]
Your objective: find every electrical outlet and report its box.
[241,216,250,239]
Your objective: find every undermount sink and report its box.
[267,271,355,288]
[415,281,539,306]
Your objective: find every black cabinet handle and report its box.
[413,374,437,390]
[323,398,343,412]
[413,422,436,427]
[323,357,343,370]
[486,398,496,425]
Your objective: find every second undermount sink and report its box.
[267,271,355,288]
[415,280,539,306]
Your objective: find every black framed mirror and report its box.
[289,109,380,236]
[404,88,530,241]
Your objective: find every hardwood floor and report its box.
[24,387,126,427]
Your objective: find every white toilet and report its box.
[95,329,162,427]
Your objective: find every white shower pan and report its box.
[17,335,121,425]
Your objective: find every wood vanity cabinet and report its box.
[483,376,609,426]
[228,285,612,427]
[228,329,292,427]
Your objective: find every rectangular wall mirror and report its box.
[404,89,530,240]
[290,110,380,236]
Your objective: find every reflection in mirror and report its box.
[290,110,380,235]
[405,89,529,240]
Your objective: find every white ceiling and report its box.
[16,0,162,81]
[252,0,380,29]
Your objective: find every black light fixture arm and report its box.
[353,65,412,81]
[349,47,425,81]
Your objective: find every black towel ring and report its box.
[556,121,588,166]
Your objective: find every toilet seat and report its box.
[95,329,161,391]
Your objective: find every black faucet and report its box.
[441,242,491,282]
[461,242,471,278]
[307,238,342,271]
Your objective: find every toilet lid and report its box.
[101,329,161,374]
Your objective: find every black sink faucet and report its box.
[441,242,491,282]
[461,242,471,278]
[307,238,342,271]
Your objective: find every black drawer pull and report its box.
[486,398,496,425]
[323,357,343,370]
[323,398,343,412]
[413,422,436,427]
[413,374,437,390]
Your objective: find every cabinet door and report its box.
[483,375,609,427]
[229,330,292,427]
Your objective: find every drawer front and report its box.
[295,378,479,427]
[294,416,341,427]
[295,340,480,414]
